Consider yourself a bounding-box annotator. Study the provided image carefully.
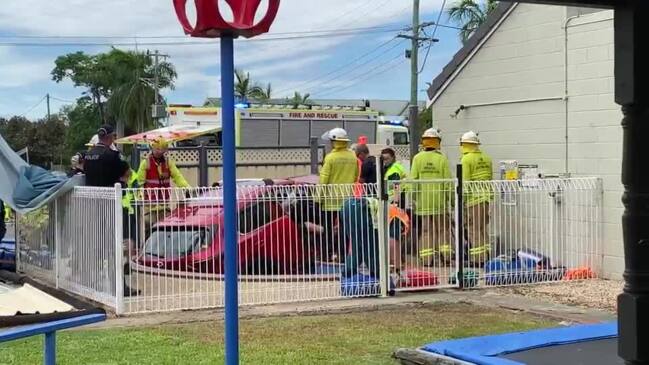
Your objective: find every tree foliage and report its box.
[62,97,102,157]
[0,115,68,168]
[52,48,176,135]
[447,0,498,42]
[287,92,312,109]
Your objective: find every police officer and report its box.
[84,125,123,187]
[83,125,139,296]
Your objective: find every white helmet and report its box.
[322,127,350,142]
[422,128,442,139]
[460,131,481,144]
[86,134,119,151]
[86,134,99,147]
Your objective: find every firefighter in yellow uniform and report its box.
[410,128,453,265]
[136,137,190,236]
[460,131,493,263]
[319,128,359,262]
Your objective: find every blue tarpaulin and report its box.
[0,134,82,214]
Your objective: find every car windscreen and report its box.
[143,228,213,259]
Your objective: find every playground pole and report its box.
[220,34,240,365]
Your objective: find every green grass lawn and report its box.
[0,303,555,365]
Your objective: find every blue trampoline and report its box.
[421,322,620,365]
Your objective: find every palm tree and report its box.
[106,50,177,134]
[287,92,311,109]
[251,83,272,101]
[447,0,498,43]
[235,69,263,101]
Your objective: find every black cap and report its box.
[97,124,115,137]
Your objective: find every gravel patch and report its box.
[497,279,623,313]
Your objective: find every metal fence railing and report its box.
[16,176,603,315]
[462,178,602,288]
[121,183,387,314]
[388,179,459,291]
[17,187,120,308]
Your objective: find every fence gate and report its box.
[386,179,460,291]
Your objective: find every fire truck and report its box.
[166,105,410,147]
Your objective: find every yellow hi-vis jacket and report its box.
[318,147,359,211]
[136,157,190,189]
[384,162,407,199]
[461,150,494,207]
[410,149,452,215]
[121,170,139,215]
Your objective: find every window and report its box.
[143,228,213,259]
[393,132,409,145]
[238,202,279,234]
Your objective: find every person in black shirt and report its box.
[83,125,140,296]
[84,125,122,187]
[354,144,377,184]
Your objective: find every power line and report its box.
[49,96,75,103]
[312,51,406,97]
[315,55,407,98]
[20,95,47,117]
[300,39,407,95]
[313,0,376,31]
[332,0,394,31]
[0,27,407,47]
[273,4,414,96]
[0,24,404,41]
[419,0,448,74]
[274,37,403,95]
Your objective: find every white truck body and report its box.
[166,106,409,147]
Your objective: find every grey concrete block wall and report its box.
[432,4,623,278]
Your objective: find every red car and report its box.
[137,179,312,275]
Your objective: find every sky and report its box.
[0,0,463,120]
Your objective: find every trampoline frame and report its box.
[421,322,617,365]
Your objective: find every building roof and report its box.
[204,98,426,116]
[426,2,517,103]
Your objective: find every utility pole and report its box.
[409,0,420,160]
[153,50,160,105]
[397,1,438,159]
[151,50,170,122]
[46,93,51,122]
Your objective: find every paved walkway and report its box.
[85,288,615,330]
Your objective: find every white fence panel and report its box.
[463,178,602,287]
[17,205,56,284]
[15,176,603,315]
[123,183,387,314]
